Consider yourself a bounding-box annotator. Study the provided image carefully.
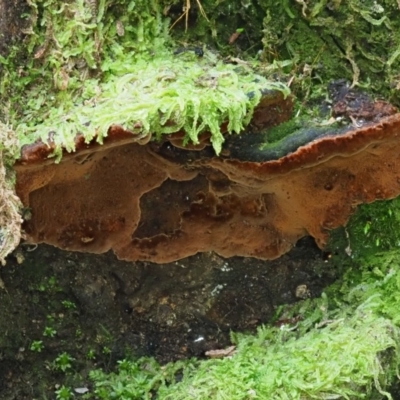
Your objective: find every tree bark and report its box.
[0,0,29,58]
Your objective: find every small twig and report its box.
[170,0,209,32]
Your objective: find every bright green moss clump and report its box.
[88,249,400,399]
[329,197,400,260]
[0,0,289,158]
[15,50,289,156]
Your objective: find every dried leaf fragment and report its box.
[205,345,236,359]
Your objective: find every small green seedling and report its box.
[87,348,96,360]
[53,352,75,372]
[55,385,74,400]
[61,300,77,310]
[30,340,44,352]
[43,326,57,337]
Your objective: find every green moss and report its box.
[14,50,288,156]
[88,247,400,399]
[162,316,397,399]
[168,0,266,57]
[259,1,400,105]
[3,1,400,158]
[329,198,400,260]
[0,0,290,158]
[4,1,400,159]
[263,118,308,143]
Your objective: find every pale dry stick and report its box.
[169,0,209,32]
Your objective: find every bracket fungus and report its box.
[14,91,400,263]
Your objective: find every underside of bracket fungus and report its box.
[14,89,400,263]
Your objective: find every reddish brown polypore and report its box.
[14,100,400,263]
